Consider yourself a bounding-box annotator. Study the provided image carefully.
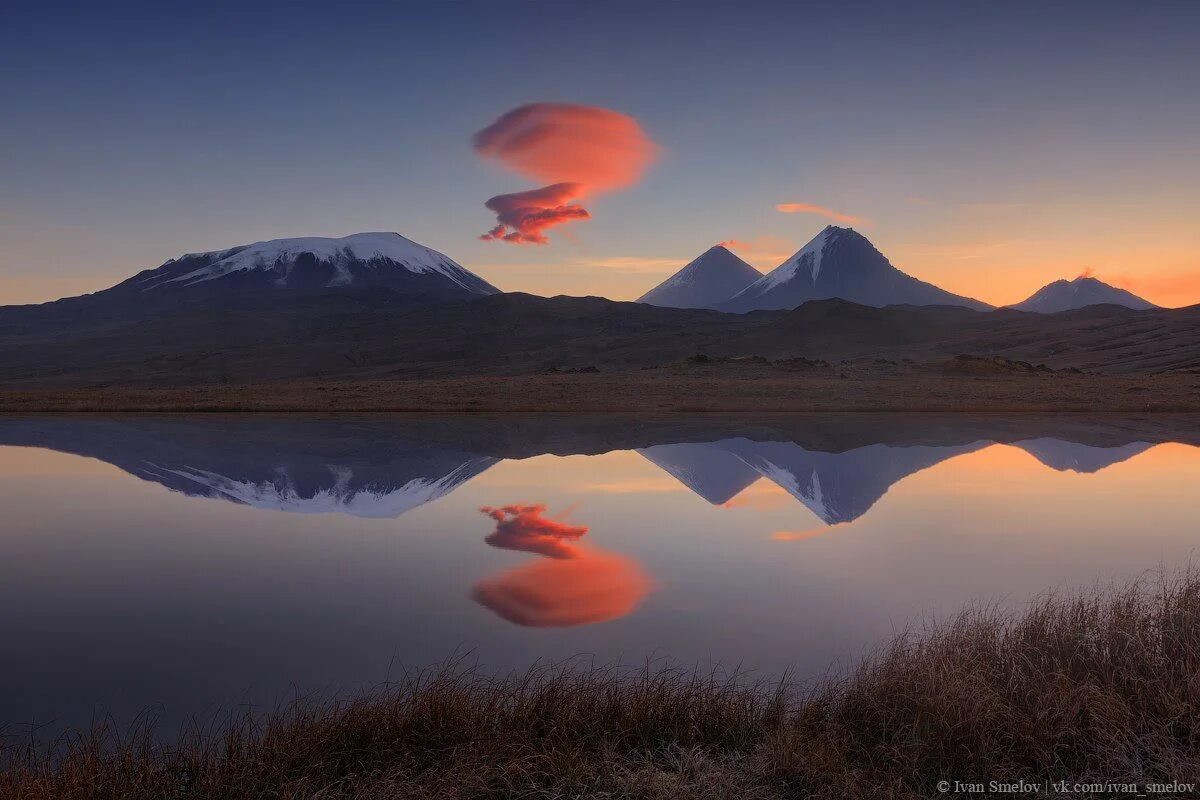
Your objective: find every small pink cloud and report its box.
[776,203,864,225]
[480,503,588,559]
[479,183,590,245]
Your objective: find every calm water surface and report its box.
[1,413,1197,736]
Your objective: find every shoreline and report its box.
[1,366,1198,413]
[5,571,1198,798]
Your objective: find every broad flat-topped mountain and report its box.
[0,415,499,518]
[6,232,499,321]
[638,245,761,309]
[718,226,991,312]
[1009,276,1157,313]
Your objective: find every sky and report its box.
[2,0,1199,307]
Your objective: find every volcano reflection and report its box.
[0,415,1181,527]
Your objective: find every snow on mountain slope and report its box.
[637,245,761,309]
[1009,276,1157,313]
[144,232,478,290]
[64,231,503,310]
[719,226,991,313]
[141,455,498,518]
[758,228,830,290]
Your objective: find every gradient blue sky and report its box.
[3,0,1199,306]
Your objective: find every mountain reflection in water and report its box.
[0,413,1197,738]
[0,414,1185,527]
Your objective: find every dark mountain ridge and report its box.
[0,290,1196,386]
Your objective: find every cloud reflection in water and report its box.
[472,503,653,628]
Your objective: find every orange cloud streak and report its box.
[771,527,833,542]
[775,203,864,225]
[473,102,659,244]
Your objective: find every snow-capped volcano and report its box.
[718,226,990,313]
[72,232,499,314]
[1009,276,1157,313]
[638,437,989,524]
[637,245,761,309]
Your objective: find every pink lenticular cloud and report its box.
[776,203,864,225]
[472,551,652,627]
[479,183,590,245]
[473,102,659,244]
[472,502,654,627]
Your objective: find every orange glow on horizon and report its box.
[885,232,1200,309]
[721,479,793,511]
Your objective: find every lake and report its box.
[1,413,1196,738]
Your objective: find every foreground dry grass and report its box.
[5,573,1200,799]
[2,364,1199,412]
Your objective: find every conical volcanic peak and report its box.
[719,226,990,313]
[638,245,761,309]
